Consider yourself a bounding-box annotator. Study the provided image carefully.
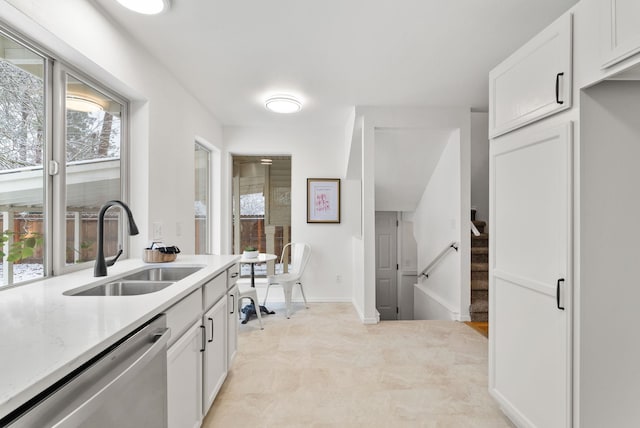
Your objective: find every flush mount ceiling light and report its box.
[66,95,104,113]
[261,158,273,165]
[265,95,302,114]
[115,0,170,15]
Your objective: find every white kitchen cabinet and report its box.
[489,122,573,428]
[167,320,204,428]
[600,0,640,68]
[203,297,227,412]
[489,13,572,138]
[165,264,238,428]
[227,283,239,365]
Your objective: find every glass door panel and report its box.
[232,156,291,277]
[0,32,46,286]
[194,142,210,254]
[64,74,123,265]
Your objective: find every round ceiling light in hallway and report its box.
[264,95,302,114]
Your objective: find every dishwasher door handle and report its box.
[52,327,170,428]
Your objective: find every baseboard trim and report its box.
[265,298,352,303]
[351,299,379,324]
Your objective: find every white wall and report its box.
[471,112,489,224]
[1,0,225,256]
[580,80,640,427]
[413,133,465,320]
[223,126,355,302]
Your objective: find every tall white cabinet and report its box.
[489,11,574,428]
[491,1,640,426]
[490,124,573,428]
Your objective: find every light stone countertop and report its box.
[0,254,239,419]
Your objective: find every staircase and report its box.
[470,220,488,322]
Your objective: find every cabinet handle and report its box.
[556,278,565,310]
[230,294,235,314]
[231,272,239,278]
[200,325,206,352]
[208,317,214,343]
[555,72,564,105]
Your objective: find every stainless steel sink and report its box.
[120,266,202,282]
[64,266,203,296]
[68,280,175,296]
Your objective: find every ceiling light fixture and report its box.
[115,0,170,15]
[265,95,302,114]
[66,95,104,113]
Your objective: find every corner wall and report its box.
[471,112,490,225]
[580,80,640,427]
[413,132,465,320]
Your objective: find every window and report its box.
[0,28,128,288]
[62,72,124,266]
[194,142,210,254]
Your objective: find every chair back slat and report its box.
[280,242,311,279]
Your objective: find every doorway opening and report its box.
[231,155,291,278]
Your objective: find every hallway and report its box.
[203,302,512,427]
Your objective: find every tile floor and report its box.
[202,302,514,428]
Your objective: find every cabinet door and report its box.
[489,13,572,138]
[227,284,239,366]
[489,123,572,428]
[167,321,203,428]
[203,297,227,413]
[601,0,640,68]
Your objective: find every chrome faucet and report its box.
[94,200,139,277]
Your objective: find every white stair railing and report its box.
[471,221,480,237]
[419,241,459,279]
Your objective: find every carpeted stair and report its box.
[470,220,488,322]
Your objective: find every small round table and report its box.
[238,253,277,287]
[238,253,277,323]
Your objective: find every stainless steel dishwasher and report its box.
[2,314,170,428]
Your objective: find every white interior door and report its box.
[375,211,398,320]
[489,123,572,428]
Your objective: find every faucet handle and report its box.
[106,248,124,267]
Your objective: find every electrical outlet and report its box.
[152,222,162,240]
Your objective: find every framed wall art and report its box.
[307,178,340,223]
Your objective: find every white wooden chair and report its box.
[263,242,311,318]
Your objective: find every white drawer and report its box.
[165,290,202,347]
[227,265,239,288]
[204,272,226,310]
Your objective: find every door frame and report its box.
[375,211,399,320]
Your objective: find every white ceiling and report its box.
[92,0,577,211]
[93,0,578,128]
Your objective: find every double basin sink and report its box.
[64,266,203,296]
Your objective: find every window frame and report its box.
[52,62,130,275]
[194,138,214,255]
[0,25,130,285]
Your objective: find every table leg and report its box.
[250,263,255,287]
[241,260,275,324]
